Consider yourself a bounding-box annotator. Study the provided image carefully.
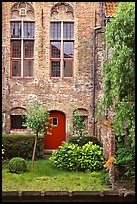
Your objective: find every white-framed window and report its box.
[10,21,35,78]
[50,21,74,78]
[52,117,58,126]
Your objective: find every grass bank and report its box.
[2,159,110,191]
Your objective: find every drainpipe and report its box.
[100,2,103,26]
[91,3,103,136]
[104,17,109,119]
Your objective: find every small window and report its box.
[52,117,58,126]
[63,22,74,39]
[10,115,27,129]
[20,8,26,16]
[51,42,61,58]
[23,22,35,38]
[50,22,61,39]
[51,61,60,77]
[11,22,21,38]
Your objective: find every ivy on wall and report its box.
[97,2,135,187]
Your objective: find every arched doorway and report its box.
[44,110,66,150]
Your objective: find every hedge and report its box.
[68,135,102,147]
[2,134,44,160]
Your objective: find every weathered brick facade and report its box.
[2,2,118,174]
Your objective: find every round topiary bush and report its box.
[8,157,27,174]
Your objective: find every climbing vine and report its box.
[98,2,135,186]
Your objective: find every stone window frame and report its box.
[10,2,35,79]
[10,115,27,130]
[10,107,27,130]
[50,20,74,79]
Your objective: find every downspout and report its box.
[104,17,109,119]
[91,3,103,136]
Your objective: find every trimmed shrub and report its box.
[2,134,44,160]
[77,141,105,171]
[8,157,27,174]
[50,142,80,171]
[68,135,101,147]
[50,141,105,172]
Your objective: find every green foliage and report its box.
[72,109,88,137]
[50,141,105,172]
[8,157,27,174]
[3,159,110,191]
[22,101,52,171]
[113,102,135,145]
[50,142,79,171]
[77,142,105,172]
[2,134,44,160]
[99,2,135,184]
[2,144,5,159]
[116,145,135,178]
[68,135,101,147]
[22,101,51,135]
[103,2,135,104]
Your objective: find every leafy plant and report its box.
[8,157,27,174]
[68,135,101,147]
[50,142,79,171]
[22,101,52,172]
[50,141,105,172]
[77,142,105,172]
[72,109,88,137]
[2,134,44,160]
[97,2,135,186]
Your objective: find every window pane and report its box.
[11,115,27,129]
[12,60,21,77]
[64,60,73,77]
[11,41,21,58]
[51,61,60,77]
[50,22,61,39]
[52,117,58,126]
[23,22,35,38]
[24,41,34,58]
[64,42,73,58]
[51,42,61,58]
[23,60,33,77]
[63,22,74,39]
[11,22,21,38]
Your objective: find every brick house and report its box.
[2,1,118,158]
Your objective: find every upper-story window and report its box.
[10,2,35,78]
[50,3,74,78]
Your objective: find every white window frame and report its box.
[52,117,58,126]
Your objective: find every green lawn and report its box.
[2,159,110,191]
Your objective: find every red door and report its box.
[44,111,66,150]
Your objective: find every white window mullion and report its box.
[61,21,63,78]
[21,21,24,78]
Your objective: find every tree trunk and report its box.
[32,131,38,172]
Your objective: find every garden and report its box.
[2,132,110,191]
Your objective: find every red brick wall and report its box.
[2,2,115,163]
